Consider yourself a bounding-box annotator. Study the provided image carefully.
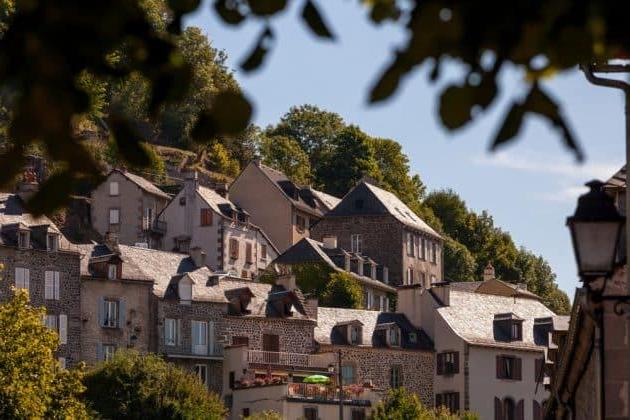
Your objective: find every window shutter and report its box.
[437,353,443,375]
[54,272,60,300]
[454,351,460,374]
[24,268,30,291]
[96,343,103,361]
[118,299,126,328]
[98,297,105,327]
[208,321,215,354]
[515,399,524,420]
[494,397,504,420]
[515,357,522,380]
[116,263,122,279]
[45,271,53,299]
[59,314,67,345]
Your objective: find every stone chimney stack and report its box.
[483,262,495,281]
[190,246,206,268]
[322,236,337,249]
[104,231,120,254]
[432,282,450,306]
[16,168,39,203]
[183,171,198,236]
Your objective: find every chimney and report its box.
[276,274,296,290]
[483,262,495,281]
[305,297,318,320]
[16,168,39,202]
[104,231,119,253]
[432,282,450,306]
[190,246,206,268]
[323,236,337,249]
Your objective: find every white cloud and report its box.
[537,186,589,203]
[472,152,620,181]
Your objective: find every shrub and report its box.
[320,271,364,309]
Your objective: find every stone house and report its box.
[90,169,171,249]
[159,171,278,278]
[229,161,341,253]
[271,237,396,310]
[311,179,442,287]
[0,191,82,368]
[314,307,435,407]
[398,268,554,420]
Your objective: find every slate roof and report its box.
[450,278,541,300]
[112,169,171,199]
[271,238,396,293]
[0,193,68,250]
[436,286,555,351]
[326,181,440,238]
[315,307,433,350]
[255,162,337,217]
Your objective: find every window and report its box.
[245,243,253,263]
[164,318,179,346]
[103,344,116,361]
[405,267,414,285]
[503,398,515,420]
[436,392,460,413]
[424,239,430,261]
[437,351,459,375]
[194,364,208,385]
[261,244,268,260]
[109,208,120,225]
[366,290,373,309]
[200,208,213,226]
[107,263,118,280]
[15,267,29,291]
[18,231,29,249]
[303,407,318,420]
[44,271,60,300]
[496,355,522,380]
[229,238,239,259]
[407,233,414,256]
[102,299,120,328]
[47,233,59,251]
[143,207,154,230]
[420,237,426,260]
[191,320,208,355]
[389,327,400,347]
[295,214,307,232]
[351,234,362,253]
[390,365,402,388]
[341,365,356,385]
[351,408,366,420]
[350,326,361,345]
[109,181,119,196]
[45,314,58,331]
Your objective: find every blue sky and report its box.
[185,1,625,297]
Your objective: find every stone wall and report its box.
[0,247,82,366]
[322,344,434,407]
[223,316,316,354]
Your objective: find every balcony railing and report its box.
[191,342,224,357]
[246,350,332,369]
[287,383,371,405]
[143,219,167,235]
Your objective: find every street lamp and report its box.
[566,180,625,281]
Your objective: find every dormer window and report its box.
[295,214,307,232]
[178,277,193,305]
[18,230,30,249]
[47,233,59,252]
[494,313,523,342]
[350,325,362,345]
[388,327,400,347]
[107,264,118,280]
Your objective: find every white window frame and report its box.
[164,318,178,346]
[391,365,401,388]
[103,344,116,361]
[389,327,401,347]
[366,290,373,309]
[191,320,209,355]
[194,364,208,385]
[45,314,58,331]
[407,232,414,256]
[109,208,120,225]
[103,299,119,328]
[107,264,118,280]
[15,267,30,291]
[351,234,362,253]
[47,233,59,252]
[18,230,29,249]
[45,271,61,300]
[109,181,119,196]
[144,207,154,230]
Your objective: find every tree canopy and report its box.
[320,272,365,309]
[372,387,479,420]
[0,288,89,419]
[83,350,226,419]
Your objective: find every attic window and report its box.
[355,199,364,209]
[47,233,59,252]
[18,231,30,249]
[350,325,362,345]
[388,327,401,347]
[107,264,118,280]
[494,313,523,342]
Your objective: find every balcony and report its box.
[166,342,224,360]
[246,350,335,371]
[143,218,167,235]
[287,383,373,406]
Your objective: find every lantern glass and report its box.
[571,220,621,277]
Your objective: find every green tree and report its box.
[244,410,283,420]
[259,134,313,185]
[443,236,477,282]
[83,350,226,419]
[321,271,364,309]
[372,388,479,420]
[0,288,89,419]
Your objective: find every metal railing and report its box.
[246,350,332,368]
[190,342,224,357]
[287,383,370,404]
[143,219,167,234]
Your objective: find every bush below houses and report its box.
[371,388,479,420]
